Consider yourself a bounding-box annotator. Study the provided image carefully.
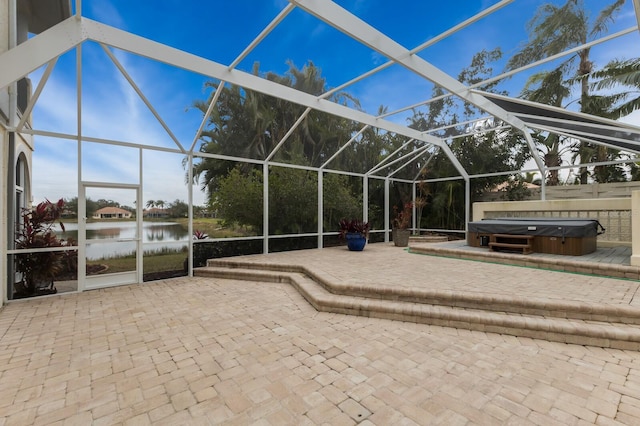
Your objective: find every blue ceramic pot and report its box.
[345,232,366,251]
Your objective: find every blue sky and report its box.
[29,0,640,206]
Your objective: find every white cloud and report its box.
[86,1,127,30]
[30,43,207,207]
[620,109,640,128]
[348,65,435,123]
[31,138,78,203]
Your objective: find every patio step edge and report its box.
[202,258,640,325]
[194,265,640,350]
[409,244,640,280]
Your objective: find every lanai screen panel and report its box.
[480,92,640,155]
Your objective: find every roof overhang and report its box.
[477,91,640,155]
[18,0,72,34]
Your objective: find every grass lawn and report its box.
[174,217,255,238]
[79,217,256,276]
[88,251,187,275]
[143,251,186,274]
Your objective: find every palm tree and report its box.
[522,172,542,186]
[569,93,629,182]
[507,0,625,183]
[192,61,361,199]
[590,58,640,119]
[145,200,155,209]
[521,69,571,185]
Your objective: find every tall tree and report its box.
[590,58,640,119]
[192,61,361,199]
[507,0,625,183]
[520,69,570,185]
[168,199,188,218]
[192,61,376,234]
[412,49,530,229]
[585,57,640,181]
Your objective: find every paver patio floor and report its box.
[2,245,640,424]
[223,244,640,306]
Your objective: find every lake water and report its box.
[57,221,190,260]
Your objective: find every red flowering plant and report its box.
[193,230,208,239]
[191,229,210,268]
[14,198,73,297]
[392,202,413,230]
[339,218,370,239]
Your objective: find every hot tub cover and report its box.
[468,218,605,238]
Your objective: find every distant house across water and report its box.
[93,207,133,219]
[143,208,169,218]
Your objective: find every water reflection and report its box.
[56,222,189,260]
[145,224,187,242]
[91,227,120,239]
[58,221,189,242]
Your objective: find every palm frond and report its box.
[591,58,640,91]
[590,0,625,38]
[610,95,640,118]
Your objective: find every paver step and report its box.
[488,242,531,249]
[409,235,449,243]
[409,244,640,280]
[195,261,640,349]
[489,234,533,254]
[201,259,640,324]
[488,241,532,255]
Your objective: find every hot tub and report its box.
[467,218,605,255]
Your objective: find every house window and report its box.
[15,154,28,227]
[17,78,31,116]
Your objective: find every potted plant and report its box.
[392,202,412,247]
[189,229,210,269]
[339,218,369,251]
[14,198,72,298]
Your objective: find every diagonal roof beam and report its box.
[370,144,430,176]
[288,0,544,177]
[229,4,296,70]
[0,16,81,90]
[82,17,473,178]
[321,0,513,100]
[191,5,296,153]
[0,17,442,151]
[265,108,312,162]
[413,150,436,181]
[16,58,58,131]
[476,90,640,133]
[100,43,186,154]
[388,147,431,179]
[189,80,225,153]
[290,0,519,121]
[75,18,450,151]
[634,0,640,34]
[0,17,460,171]
[380,26,636,120]
[320,125,369,170]
[367,138,415,176]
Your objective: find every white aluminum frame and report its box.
[1,0,639,301]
